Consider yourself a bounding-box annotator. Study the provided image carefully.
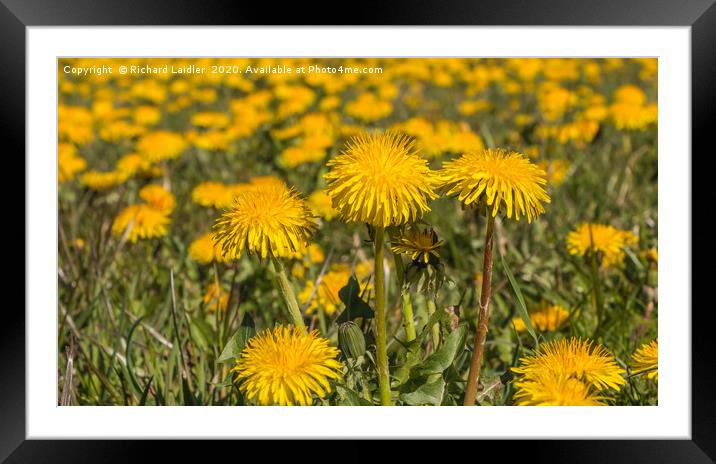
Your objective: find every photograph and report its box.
[56,56,659,407]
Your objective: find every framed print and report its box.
[3,0,713,460]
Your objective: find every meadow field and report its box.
[57,57,658,406]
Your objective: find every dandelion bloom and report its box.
[390,228,443,264]
[644,248,658,267]
[192,182,237,209]
[513,372,605,406]
[440,148,551,223]
[512,338,626,392]
[213,181,317,260]
[111,204,170,242]
[298,265,361,316]
[609,102,657,131]
[191,111,230,129]
[631,339,658,381]
[285,242,325,263]
[566,223,638,268]
[324,131,438,227]
[133,105,162,126]
[537,85,577,121]
[278,146,326,168]
[512,304,570,333]
[139,184,175,214]
[116,153,153,178]
[232,325,343,406]
[247,175,286,190]
[99,120,146,143]
[307,190,339,221]
[137,131,187,163]
[188,233,227,265]
[344,92,393,122]
[614,84,647,106]
[80,170,128,191]
[537,159,570,187]
[58,143,86,183]
[203,282,229,313]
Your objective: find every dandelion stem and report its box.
[373,226,393,406]
[463,214,495,406]
[590,257,604,337]
[391,249,416,342]
[401,292,417,342]
[271,255,306,331]
[426,297,440,350]
[588,225,604,337]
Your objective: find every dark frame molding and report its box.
[2,1,712,461]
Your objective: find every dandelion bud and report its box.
[338,321,366,359]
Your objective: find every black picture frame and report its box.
[2,0,712,460]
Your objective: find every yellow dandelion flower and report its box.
[203,282,229,313]
[99,120,146,143]
[139,184,175,214]
[58,143,86,183]
[111,204,170,242]
[137,131,187,163]
[439,148,551,223]
[248,175,288,190]
[513,372,606,406]
[354,261,374,284]
[566,223,638,268]
[187,129,234,151]
[213,181,317,260]
[232,325,343,406]
[299,265,360,316]
[192,182,236,209]
[390,228,443,264]
[537,159,570,187]
[307,190,339,221]
[290,242,325,264]
[609,102,657,131]
[307,243,325,264]
[512,338,626,392]
[344,92,393,122]
[80,170,128,191]
[614,84,647,106]
[116,153,153,178]
[512,304,570,333]
[191,111,230,129]
[538,85,577,121]
[188,232,227,265]
[324,131,438,227]
[278,146,326,168]
[133,105,162,126]
[631,339,658,381]
[473,272,483,288]
[319,95,341,111]
[291,262,306,280]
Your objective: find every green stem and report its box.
[588,225,604,337]
[426,297,440,350]
[622,133,632,155]
[391,250,416,342]
[590,251,604,337]
[373,227,392,406]
[271,255,306,331]
[401,292,417,342]
[316,304,328,335]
